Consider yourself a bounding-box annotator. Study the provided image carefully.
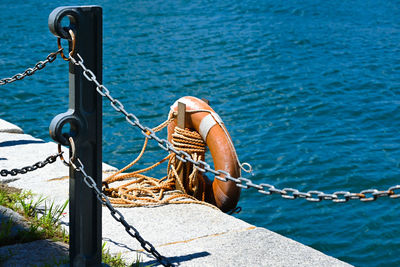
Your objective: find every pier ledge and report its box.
[0,119,351,266]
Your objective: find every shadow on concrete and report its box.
[0,178,19,183]
[102,237,210,266]
[103,237,136,252]
[143,251,211,266]
[0,140,45,147]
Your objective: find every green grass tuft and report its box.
[0,185,68,245]
[0,184,148,266]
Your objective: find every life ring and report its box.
[168,96,241,212]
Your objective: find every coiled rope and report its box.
[102,115,217,210]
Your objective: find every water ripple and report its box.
[1,0,400,266]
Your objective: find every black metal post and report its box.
[48,6,103,266]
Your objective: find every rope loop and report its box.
[101,119,217,210]
[239,162,254,175]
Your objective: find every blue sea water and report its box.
[1,1,399,266]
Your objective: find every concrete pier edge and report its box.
[0,119,352,266]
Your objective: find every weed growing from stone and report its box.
[101,242,153,267]
[102,242,126,266]
[0,184,68,245]
[0,185,148,266]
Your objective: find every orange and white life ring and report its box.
[168,96,241,212]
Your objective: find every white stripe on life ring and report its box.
[199,113,223,141]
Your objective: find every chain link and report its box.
[69,52,400,203]
[70,157,172,267]
[0,48,63,86]
[0,152,63,177]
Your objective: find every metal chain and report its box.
[69,156,172,267]
[0,152,63,177]
[0,48,63,86]
[69,52,400,203]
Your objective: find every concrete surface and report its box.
[0,119,352,266]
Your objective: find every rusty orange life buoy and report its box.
[168,96,241,212]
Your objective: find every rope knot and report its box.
[170,126,207,201]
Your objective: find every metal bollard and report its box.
[48,6,103,266]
